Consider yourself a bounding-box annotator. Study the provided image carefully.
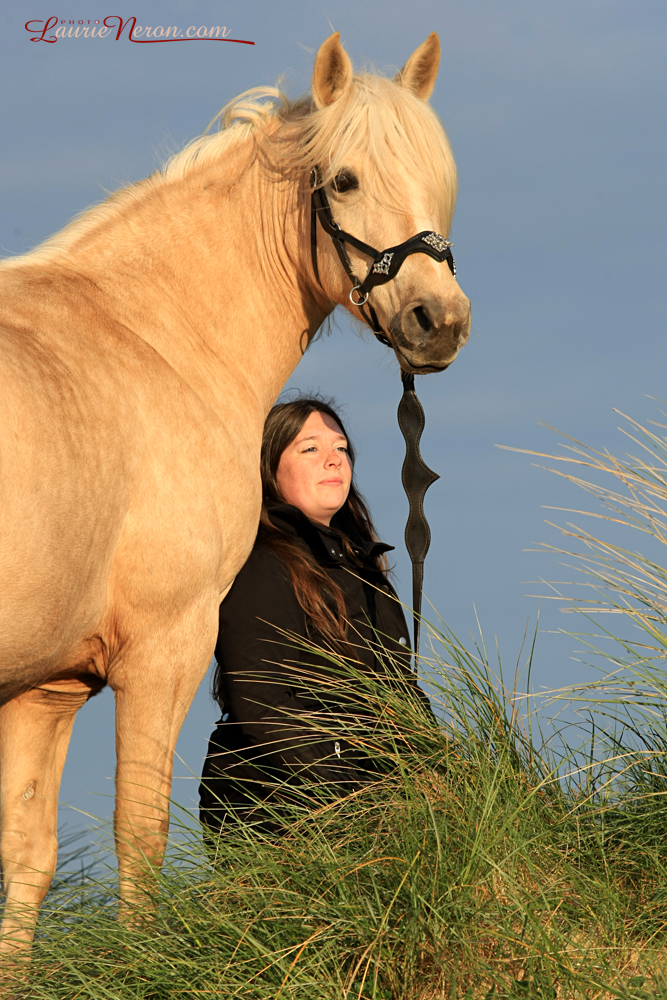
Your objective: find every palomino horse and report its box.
[0,32,470,948]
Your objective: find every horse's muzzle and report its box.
[389,292,471,371]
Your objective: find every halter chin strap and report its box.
[310,170,456,348]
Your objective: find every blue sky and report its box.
[2,0,666,844]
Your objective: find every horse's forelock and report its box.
[297,74,457,230]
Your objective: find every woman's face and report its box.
[276,411,352,526]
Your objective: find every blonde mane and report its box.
[4,71,456,270]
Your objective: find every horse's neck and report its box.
[73,156,325,415]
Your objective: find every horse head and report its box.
[307,32,471,374]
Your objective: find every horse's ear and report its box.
[395,32,440,101]
[312,32,353,108]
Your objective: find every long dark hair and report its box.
[258,397,385,645]
[212,397,385,714]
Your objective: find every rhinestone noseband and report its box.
[310,171,456,347]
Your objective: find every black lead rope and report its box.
[397,372,440,659]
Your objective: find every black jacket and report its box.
[199,504,425,830]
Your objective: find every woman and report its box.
[199,397,428,833]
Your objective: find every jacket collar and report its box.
[267,503,393,566]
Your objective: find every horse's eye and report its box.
[332,173,358,193]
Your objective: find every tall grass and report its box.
[7,413,667,999]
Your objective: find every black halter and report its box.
[310,170,456,348]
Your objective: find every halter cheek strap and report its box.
[310,172,456,348]
[310,182,390,344]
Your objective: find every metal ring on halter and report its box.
[349,285,369,306]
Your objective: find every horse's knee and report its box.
[1,821,58,898]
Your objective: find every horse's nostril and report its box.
[412,305,432,333]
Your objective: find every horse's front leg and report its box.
[110,604,218,919]
[0,681,97,952]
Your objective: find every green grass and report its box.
[8,412,667,999]
[6,634,667,1000]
